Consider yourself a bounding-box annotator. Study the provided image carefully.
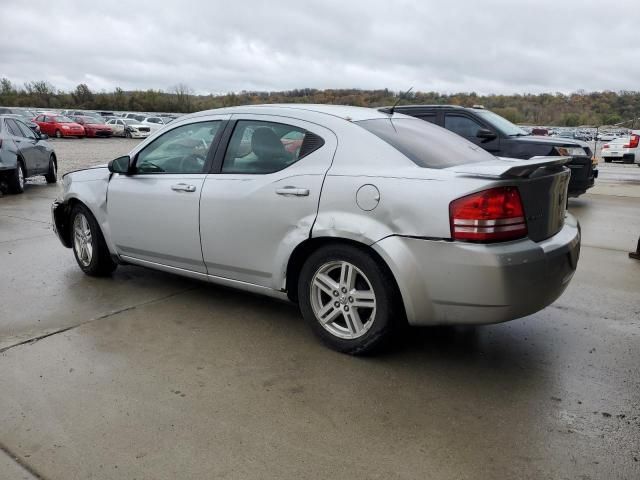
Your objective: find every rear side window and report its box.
[356,118,495,169]
[222,120,324,174]
[417,114,437,124]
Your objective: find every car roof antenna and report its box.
[388,87,413,115]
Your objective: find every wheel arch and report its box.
[285,236,405,314]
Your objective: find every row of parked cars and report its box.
[0,107,182,139]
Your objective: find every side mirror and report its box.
[476,128,497,141]
[108,155,132,174]
[38,132,49,140]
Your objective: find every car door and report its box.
[4,118,41,173]
[199,115,337,289]
[14,119,48,172]
[444,113,501,153]
[110,119,125,136]
[107,116,229,274]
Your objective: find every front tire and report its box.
[125,130,132,138]
[8,160,26,194]
[55,129,62,138]
[298,244,399,355]
[70,204,117,276]
[44,155,57,183]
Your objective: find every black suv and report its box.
[386,105,598,197]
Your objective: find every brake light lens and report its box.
[450,187,528,243]
[624,134,639,149]
[602,144,609,149]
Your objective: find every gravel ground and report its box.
[49,137,143,175]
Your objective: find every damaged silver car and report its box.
[52,105,580,354]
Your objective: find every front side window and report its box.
[222,120,322,174]
[444,115,484,138]
[5,119,24,138]
[15,120,36,139]
[135,121,221,174]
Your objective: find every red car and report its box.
[33,114,85,138]
[71,116,113,138]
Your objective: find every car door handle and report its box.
[275,187,310,196]
[171,183,196,192]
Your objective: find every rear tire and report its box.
[8,160,26,194]
[298,244,399,355]
[70,204,117,276]
[44,155,57,183]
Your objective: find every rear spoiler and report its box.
[450,156,571,179]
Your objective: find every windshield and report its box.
[123,119,139,125]
[473,110,528,136]
[54,116,74,123]
[356,118,496,169]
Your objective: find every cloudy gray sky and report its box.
[0,0,637,95]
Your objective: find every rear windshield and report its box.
[356,118,496,169]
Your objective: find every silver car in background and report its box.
[52,105,580,354]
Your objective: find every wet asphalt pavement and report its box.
[0,139,639,480]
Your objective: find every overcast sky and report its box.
[1,0,637,95]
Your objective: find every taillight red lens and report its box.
[450,186,528,242]
[602,144,609,149]
[624,134,639,149]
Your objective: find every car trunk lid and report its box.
[449,156,571,242]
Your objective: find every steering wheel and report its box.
[178,154,205,173]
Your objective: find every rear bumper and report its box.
[566,156,596,196]
[373,214,580,326]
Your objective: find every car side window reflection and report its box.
[5,119,24,138]
[222,120,310,174]
[16,120,36,139]
[135,121,221,174]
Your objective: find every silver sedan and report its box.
[52,105,580,354]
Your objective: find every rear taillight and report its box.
[624,134,639,149]
[602,144,609,149]
[450,186,528,243]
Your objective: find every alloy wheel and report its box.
[17,165,24,189]
[310,260,377,339]
[73,213,93,267]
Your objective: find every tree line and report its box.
[1,78,639,127]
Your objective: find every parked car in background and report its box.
[601,130,640,164]
[0,115,57,193]
[531,127,549,136]
[51,105,580,354]
[388,105,598,197]
[597,132,617,141]
[139,117,165,132]
[105,118,151,138]
[4,114,41,134]
[33,114,85,138]
[0,108,40,133]
[71,116,113,138]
